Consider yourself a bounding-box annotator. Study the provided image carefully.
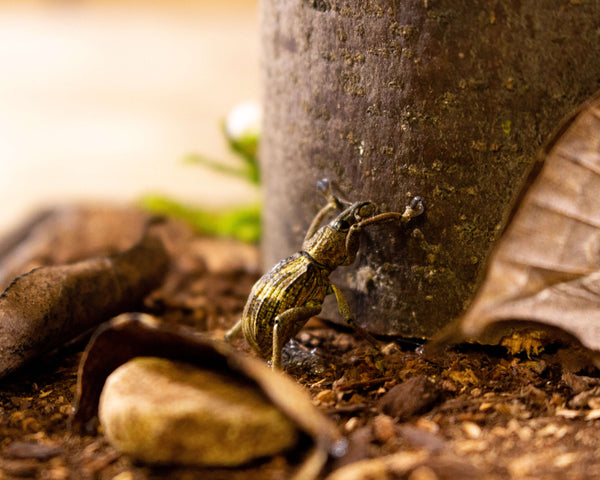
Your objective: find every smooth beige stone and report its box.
[99,356,299,466]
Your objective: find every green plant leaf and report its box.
[140,195,261,244]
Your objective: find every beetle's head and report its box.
[302,201,379,270]
[329,201,378,232]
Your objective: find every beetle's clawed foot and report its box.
[316,178,332,195]
[317,178,351,210]
[401,196,424,222]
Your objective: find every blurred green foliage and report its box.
[140,195,261,244]
[141,101,261,243]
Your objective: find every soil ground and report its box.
[2,231,600,480]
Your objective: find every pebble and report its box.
[408,465,438,480]
[315,389,337,406]
[372,414,396,443]
[461,421,481,439]
[99,357,299,466]
[344,417,360,433]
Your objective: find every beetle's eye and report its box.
[356,203,377,219]
[334,220,350,231]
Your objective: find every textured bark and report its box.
[260,0,600,337]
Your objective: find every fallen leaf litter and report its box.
[1,209,600,478]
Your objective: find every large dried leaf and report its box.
[0,222,168,378]
[449,91,600,353]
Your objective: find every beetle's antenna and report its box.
[353,196,424,229]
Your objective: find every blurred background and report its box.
[0,0,260,234]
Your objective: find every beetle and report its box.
[225,180,424,368]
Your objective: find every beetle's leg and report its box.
[272,305,322,368]
[343,196,425,260]
[224,319,243,342]
[306,179,353,241]
[317,178,352,209]
[343,224,363,265]
[329,284,379,349]
[402,196,424,221]
[304,202,338,242]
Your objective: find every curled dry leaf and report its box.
[441,91,600,357]
[325,450,482,480]
[71,314,345,478]
[0,222,169,378]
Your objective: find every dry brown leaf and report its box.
[440,91,600,356]
[325,450,482,480]
[0,222,168,378]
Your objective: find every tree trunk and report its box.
[259,0,600,337]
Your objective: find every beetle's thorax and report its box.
[302,226,349,270]
[301,201,377,270]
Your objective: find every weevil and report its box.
[225,180,424,368]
